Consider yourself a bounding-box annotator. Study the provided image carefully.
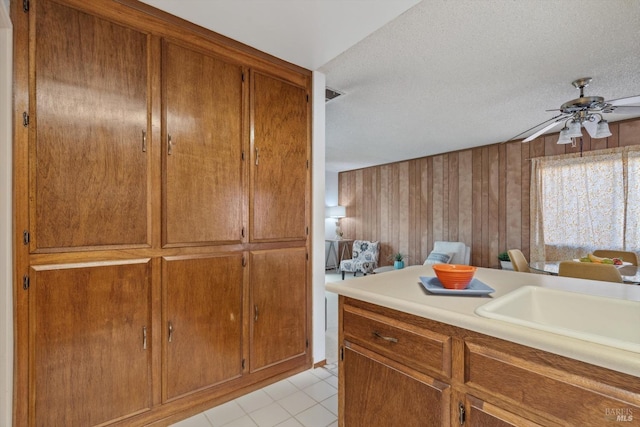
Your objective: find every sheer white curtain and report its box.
[530,147,640,262]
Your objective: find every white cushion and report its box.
[432,241,470,265]
[423,251,452,265]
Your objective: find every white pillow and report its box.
[424,251,452,265]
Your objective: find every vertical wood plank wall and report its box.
[338,118,640,268]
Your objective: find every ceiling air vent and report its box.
[325,87,344,103]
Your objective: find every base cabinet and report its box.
[339,297,640,427]
[343,346,449,427]
[31,261,152,426]
[163,254,244,402]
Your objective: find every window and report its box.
[530,148,640,262]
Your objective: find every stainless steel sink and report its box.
[475,286,640,353]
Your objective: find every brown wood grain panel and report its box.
[488,145,500,269]
[457,151,473,256]
[619,120,640,147]
[521,144,531,259]
[250,71,308,242]
[250,248,307,372]
[448,153,459,243]
[164,254,243,401]
[505,142,522,253]
[337,117,640,269]
[480,147,490,266]
[432,155,445,242]
[471,149,483,266]
[399,162,410,257]
[497,144,507,261]
[32,261,152,426]
[379,166,390,255]
[442,155,450,240]
[419,158,431,260]
[355,169,364,239]
[543,134,565,156]
[408,160,419,262]
[607,122,620,148]
[591,132,609,151]
[566,134,591,155]
[163,40,244,246]
[33,0,149,250]
[12,0,31,422]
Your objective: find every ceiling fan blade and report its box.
[584,120,597,138]
[506,113,568,142]
[606,95,640,106]
[604,105,640,114]
[522,120,564,142]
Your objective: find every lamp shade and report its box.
[326,205,346,218]
[566,120,583,138]
[557,127,572,144]
[594,119,612,138]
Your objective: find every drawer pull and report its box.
[373,331,398,343]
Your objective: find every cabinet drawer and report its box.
[465,340,640,426]
[343,306,451,378]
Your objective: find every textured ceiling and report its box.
[140,0,640,172]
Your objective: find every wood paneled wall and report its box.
[338,118,640,268]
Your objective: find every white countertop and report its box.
[325,265,640,377]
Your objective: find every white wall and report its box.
[311,71,326,364]
[324,171,339,240]
[0,1,13,425]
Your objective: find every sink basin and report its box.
[475,286,640,353]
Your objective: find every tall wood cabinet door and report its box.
[342,346,450,427]
[30,260,152,426]
[164,254,244,401]
[31,0,150,251]
[250,247,307,372]
[250,71,309,242]
[163,41,245,246]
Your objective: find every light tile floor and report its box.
[170,364,339,427]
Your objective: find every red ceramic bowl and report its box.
[432,264,477,289]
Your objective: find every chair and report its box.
[507,249,531,273]
[592,250,639,266]
[558,261,623,283]
[423,241,471,265]
[340,240,380,279]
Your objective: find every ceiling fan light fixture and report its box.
[566,120,583,138]
[594,119,612,139]
[557,127,573,144]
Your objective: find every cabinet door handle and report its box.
[373,331,398,343]
[458,402,466,425]
[142,326,147,350]
[142,130,147,152]
[255,147,259,165]
[168,321,174,343]
[168,134,174,155]
[254,305,259,322]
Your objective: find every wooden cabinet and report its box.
[339,297,640,427]
[162,40,245,246]
[30,261,152,426]
[163,254,244,401]
[461,394,544,427]
[31,0,150,251]
[250,247,308,372]
[250,71,309,242]
[343,346,450,427]
[12,0,312,425]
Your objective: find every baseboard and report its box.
[313,359,327,368]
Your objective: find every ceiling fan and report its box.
[509,78,640,143]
